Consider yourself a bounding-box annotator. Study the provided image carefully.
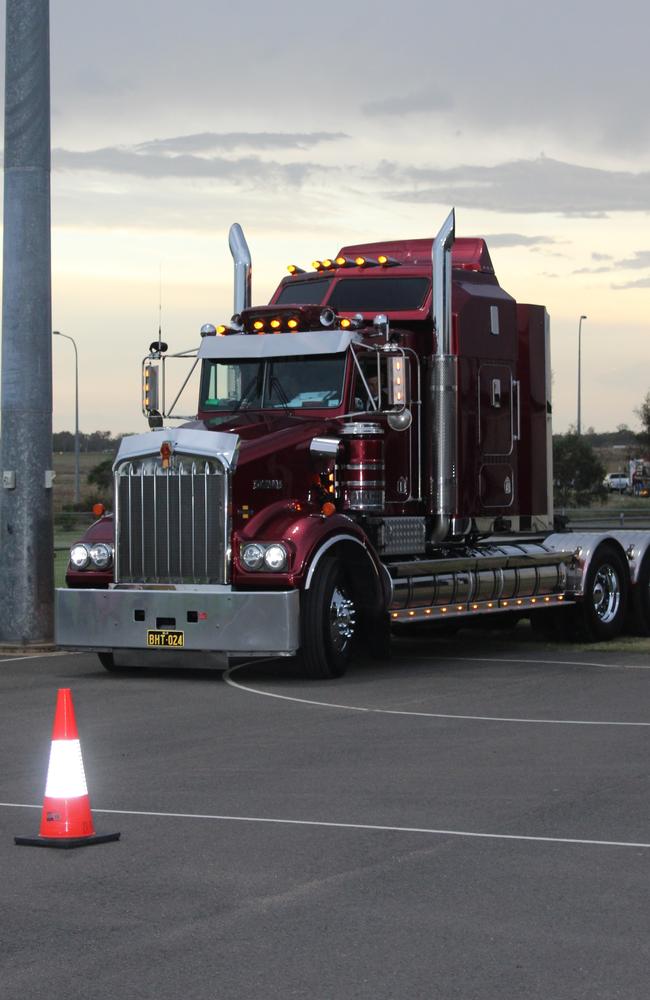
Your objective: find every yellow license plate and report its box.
[147,630,185,648]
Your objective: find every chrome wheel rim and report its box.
[329,586,356,654]
[592,564,621,623]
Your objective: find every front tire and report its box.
[630,555,650,635]
[573,542,628,641]
[299,557,357,679]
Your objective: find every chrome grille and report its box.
[115,458,228,584]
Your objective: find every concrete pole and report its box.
[0,0,53,645]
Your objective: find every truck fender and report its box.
[544,531,630,596]
[304,533,388,615]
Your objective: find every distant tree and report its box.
[553,433,606,507]
[636,391,650,446]
[86,458,113,499]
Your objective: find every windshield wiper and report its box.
[269,376,289,409]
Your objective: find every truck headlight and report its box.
[264,544,288,572]
[241,542,265,571]
[89,543,113,570]
[69,544,90,570]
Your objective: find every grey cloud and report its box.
[572,265,612,274]
[614,250,650,269]
[592,252,612,261]
[135,131,349,154]
[362,89,453,117]
[377,156,650,216]
[478,234,560,249]
[613,276,650,289]
[53,145,330,185]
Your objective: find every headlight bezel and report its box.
[69,543,91,570]
[69,541,114,572]
[240,541,289,573]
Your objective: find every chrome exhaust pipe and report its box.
[429,208,458,542]
[228,223,252,314]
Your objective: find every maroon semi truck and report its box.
[56,211,650,677]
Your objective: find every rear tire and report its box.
[573,542,628,641]
[299,557,357,679]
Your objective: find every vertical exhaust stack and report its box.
[228,223,252,315]
[429,209,457,542]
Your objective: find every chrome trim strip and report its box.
[304,534,367,590]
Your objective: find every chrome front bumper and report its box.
[55,585,300,658]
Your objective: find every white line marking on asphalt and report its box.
[223,664,650,727]
[0,651,78,665]
[1,801,649,851]
[421,655,650,671]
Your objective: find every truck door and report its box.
[478,363,515,508]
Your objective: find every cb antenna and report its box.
[150,261,168,355]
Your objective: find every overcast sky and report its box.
[4,0,650,434]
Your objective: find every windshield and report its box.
[200,353,347,411]
[328,277,429,311]
[275,278,334,305]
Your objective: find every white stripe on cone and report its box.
[44,740,89,798]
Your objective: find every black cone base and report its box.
[15,831,121,849]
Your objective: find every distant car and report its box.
[603,473,631,493]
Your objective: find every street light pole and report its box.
[577,314,587,436]
[53,331,80,504]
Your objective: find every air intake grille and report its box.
[116,458,228,584]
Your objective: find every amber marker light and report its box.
[287,318,299,330]
[312,260,323,271]
[340,318,351,329]
[335,256,346,266]
[355,256,366,267]
[216,324,227,335]
[270,319,281,330]
[322,259,333,269]
[287,264,305,275]
[253,320,264,332]
[92,503,105,517]
[321,501,336,517]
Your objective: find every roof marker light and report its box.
[312,260,323,271]
[287,264,305,275]
[355,256,379,268]
[340,318,351,329]
[253,320,264,332]
[270,319,281,330]
[321,259,333,270]
[287,318,299,330]
[378,255,400,267]
[216,324,228,336]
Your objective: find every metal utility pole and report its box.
[577,314,587,436]
[0,0,54,645]
[53,332,80,505]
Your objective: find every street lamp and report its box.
[53,330,80,504]
[577,314,587,436]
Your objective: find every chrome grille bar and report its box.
[115,455,228,584]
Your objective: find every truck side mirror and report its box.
[142,361,160,418]
[386,354,412,430]
[387,355,409,408]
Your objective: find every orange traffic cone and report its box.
[15,688,120,849]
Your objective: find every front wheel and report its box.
[299,557,358,679]
[630,555,650,635]
[574,542,628,641]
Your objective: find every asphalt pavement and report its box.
[1,628,649,999]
